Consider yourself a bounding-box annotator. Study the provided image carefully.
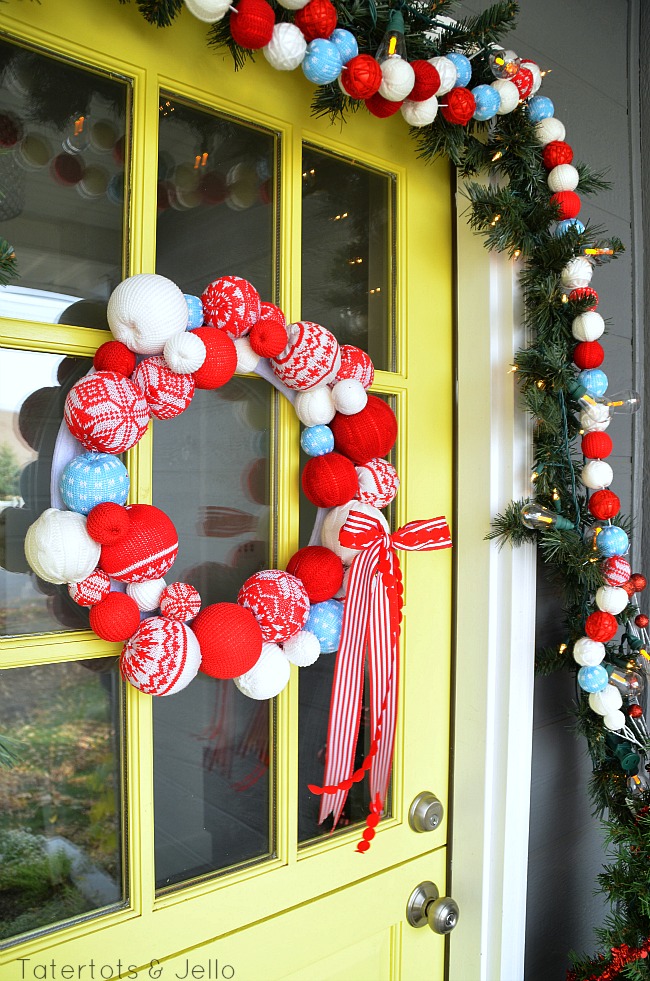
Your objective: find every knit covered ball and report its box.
[572,311,605,342]
[408,60,440,101]
[542,141,574,169]
[577,662,609,692]
[230,0,275,49]
[159,582,202,621]
[122,616,201,695]
[603,710,627,732]
[528,95,554,123]
[192,602,263,678]
[491,79,519,114]
[249,316,287,358]
[521,60,542,93]
[132,356,195,420]
[68,568,111,607]
[589,686,622,717]
[108,274,187,355]
[191,327,237,389]
[286,545,344,603]
[581,460,613,490]
[321,501,389,564]
[601,555,631,586]
[184,293,204,329]
[125,578,166,612]
[555,218,585,237]
[163,331,206,375]
[535,117,566,145]
[25,509,101,585]
[271,321,340,391]
[339,54,382,100]
[596,525,629,558]
[90,591,141,642]
[578,369,608,398]
[232,337,260,375]
[548,164,579,193]
[61,451,130,515]
[331,379,368,415]
[356,458,400,508]
[276,0,309,8]
[336,345,374,389]
[401,95,439,127]
[234,641,291,699]
[237,569,310,643]
[446,51,472,87]
[572,636,606,667]
[365,92,403,118]
[330,394,397,465]
[585,614,619,645]
[94,340,136,377]
[64,371,150,454]
[561,257,592,290]
[282,629,321,666]
[569,287,599,309]
[201,276,261,338]
[305,599,344,653]
[581,431,612,459]
[440,87,475,125]
[89,502,179,583]
[471,84,501,121]
[185,0,231,21]
[595,585,629,616]
[573,341,604,370]
[551,191,581,220]
[300,424,334,456]
[379,58,415,102]
[329,28,358,64]
[294,0,337,42]
[589,489,621,520]
[511,66,533,100]
[302,39,343,85]
[301,452,359,508]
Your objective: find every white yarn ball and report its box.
[596,585,629,616]
[603,710,626,732]
[184,0,231,21]
[108,274,188,355]
[127,578,167,612]
[573,636,605,666]
[521,60,542,93]
[491,79,519,114]
[25,509,101,585]
[322,500,389,565]
[428,56,457,95]
[283,629,320,667]
[234,336,261,375]
[535,117,566,145]
[264,23,307,70]
[548,164,579,193]
[276,0,310,8]
[234,642,291,700]
[580,405,611,432]
[331,379,368,415]
[581,460,613,489]
[379,58,415,102]
[561,257,593,290]
[401,95,439,127]
[572,311,605,342]
[589,684,622,716]
[294,386,336,427]
[163,331,206,374]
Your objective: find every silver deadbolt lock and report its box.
[408,791,444,833]
[406,881,460,935]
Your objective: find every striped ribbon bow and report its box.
[309,509,452,848]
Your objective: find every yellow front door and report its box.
[0,3,453,978]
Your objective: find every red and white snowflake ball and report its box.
[121,616,201,695]
[336,344,374,390]
[159,582,202,621]
[237,569,310,643]
[201,275,261,338]
[132,356,195,420]
[355,458,400,508]
[270,321,341,391]
[87,502,179,583]
[68,568,111,607]
[64,371,150,454]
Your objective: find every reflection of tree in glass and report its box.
[0,443,21,499]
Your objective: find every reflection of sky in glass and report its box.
[0,345,63,411]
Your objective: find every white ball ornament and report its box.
[581,460,614,490]
[331,379,368,416]
[184,0,231,22]
[276,0,310,8]
[561,257,593,290]
[294,386,336,427]
[596,586,629,615]
[401,95,439,127]
[573,636,606,666]
[108,274,188,356]
[547,164,580,193]
[25,509,101,585]
[589,684,622,716]
[127,578,167,612]
[234,642,291,700]
[163,331,206,374]
[428,56,457,95]
[264,23,307,71]
[283,629,321,667]
[491,79,519,114]
[234,336,261,375]
[322,500,389,565]
[572,311,605,342]
[379,58,415,102]
[580,404,611,432]
[521,60,542,93]
[603,710,626,732]
[535,117,566,145]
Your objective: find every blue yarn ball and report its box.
[301,425,335,457]
[528,95,554,123]
[447,51,472,87]
[329,28,358,65]
[184,294,203,330]
[471,84,501,121]
[596,525,629,558]
[577,664,609,694]
[555,218,585,237]
[578,368,608,398]
[305,599,344,653]
[302,39,343,85]
[61,451,130,515]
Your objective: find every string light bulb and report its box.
[569,381,641,418]
[520,503,574,532]
[375,9,407,62]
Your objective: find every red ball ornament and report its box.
[192,602,263,678]
[408,61,441,101]
[635,614,649,629]
[132,356,195,420]
[51,153,84,187]
[622,579,637,598]
[440,87,476,125]
[330,394,398,465]
[588,489,620,520]
[550,190,581,220]
[286,545,344,603]
[601,555,631,586]
[573,340,604,370]
[90,592,141,643]
[229,0,275,50]
[365,92,403,118]
[569,286,599,310]
[629,703,644,719]
[68,569,112,607]
[159,582,202,621]
[584,610,618,643]
[92,503,179,583]
[191,327,237,390]
[249,308,287,358]
[201,275,261,337]
[64,371,150,454]
[340,55,382,100]
[93,340,137,377]
[512,66,534,99]
[237,570,310,643]
[337,345,374,389]
[542,140,574,169]
[581,431,613,459]
[631,573,648,592]
[294,0,337,42]
[301,452,359,508]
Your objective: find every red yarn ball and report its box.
[635,614,649,629]
[229,0,275,50]
[584,610,618,643]
[191,327,237,390]
[94,340,137,377]
[512,66,533,99]
[365,92,403,118]
[581,431,613,459]
[87,501,131,545]
[192,602,263,679]
[301,452,359,508]
[588,489,621,520]
[89,592,141,642]
[409,60,440,101]
[286,545,344,603]
[601,555,631,586]
[550,190,581,219]
[340,54,382,100]
[294,0,337,42]
[249,308,287,358]
[569,287,599,310]
[631,573,648,592]
[440,87,476,125]
[573,341,604,370]
[331,395,398,465]
[97,504,179,583]
[542,140,574,169]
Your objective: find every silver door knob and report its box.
[406,881,460,934]
[408,791,444,832]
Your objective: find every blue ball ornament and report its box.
[184,294,204,330]
[301,425,335,457]
[528,95,554,123]
[471,84,501,121]
[577,664,609,694]
[305,599,344,653]
[60,451,130,515]
[329,28,358,66]
[578,368,608,398]
[302,39,343,86]
[555,219,585,237]
[596,525,629,558]
[447,51,472,87]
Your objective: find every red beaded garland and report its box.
[630,573,648,592]
[365,92,403,118]
[286,545,344,603]
[330,394,398,465]
[588,489,620,519]
[635,614,649,628]
[191,327,237,390]
[229,0,275,50]
[340,54,382,100]
[550,190,581,219]
[408,60,440,101]
[542,140,574,169]
[581,431,613,459]
[584,610,618,643]
[93,340,137,377]
[293,0,337,42]
[440,87,476,125]
[573,340,604,370]
[569,286,599,309]
[512,66,534,99]
[302,452,359,508]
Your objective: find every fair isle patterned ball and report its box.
[132,357,195,420]
[237,570,310,643]
[201,275,261,338]
[271,321,341,391]
[601,555,631,586]
[159,582,202,621]
[301,424,334,457]
[60,451,130,515]
[356,458,399,508]
[305,599,344,653]
[64,371,150,454]
[68,568,112,607]
[336,345,374,389]
[121,616,201,696]
[184,293,204,330]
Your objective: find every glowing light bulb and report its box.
[606,666,645,697]
[569,381,641,419]
[375,10,407,62]
[520,503,574,532]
